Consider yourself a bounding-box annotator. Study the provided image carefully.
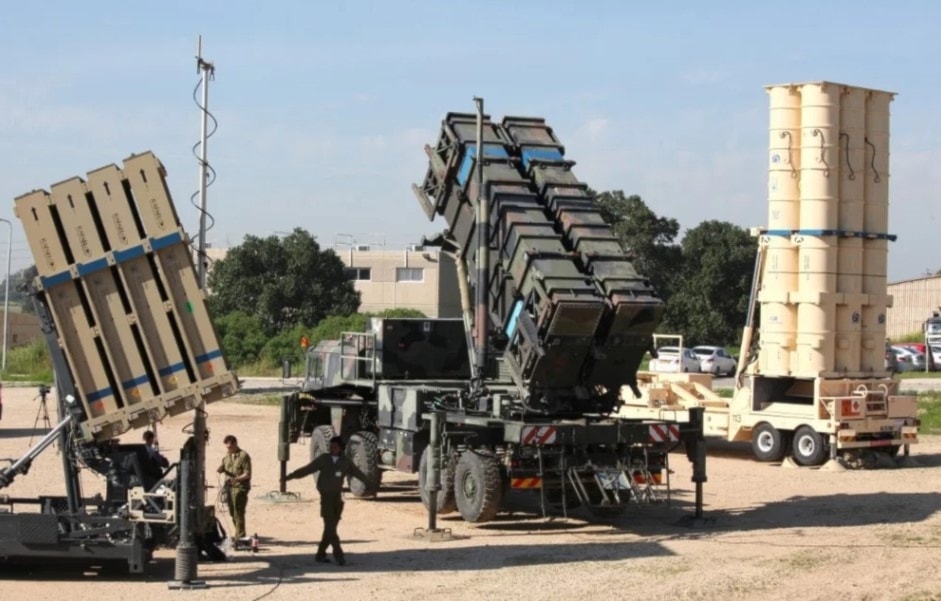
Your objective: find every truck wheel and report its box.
[454,450,503,523]
[346,430,380,498]
[418,446,456,515]
[751,423,787,462]
[792,426,828,466]
[309,425,336,486]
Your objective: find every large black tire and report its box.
[346,430,381,498]
[454,450,503,523]
[309,425,335,486]
[792,426,828,466]
[751,422,788,462]
[418,446,457,515]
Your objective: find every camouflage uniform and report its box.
[286,453,370,563]
[219,449,252,539]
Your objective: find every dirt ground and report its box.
[1,385,940,601]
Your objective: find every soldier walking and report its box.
[217,434,252,543]
[284,435,372,565]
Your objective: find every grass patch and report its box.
[226,394,285,406]
[918,392,941,434]
[714,387,734,398]
[897,370,941,379]
[2,340,53,383]
[894,331,928,344]
[231,360,283,377]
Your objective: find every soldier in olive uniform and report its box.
[217,434,252,541]
[284,435,372,565]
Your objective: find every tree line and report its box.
[594,190,756,346]
[3,192,758,370]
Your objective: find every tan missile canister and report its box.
[759,81,895,379]
[834,86,866,373]
[760,85,802,375]
[14,152,238,442]
[860,90,894,372]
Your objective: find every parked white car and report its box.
[692,345,737,376]
[891,345,925,372]
[650,347,701,373]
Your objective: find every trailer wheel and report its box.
[751,423,787,462]
[454,450,503,523]
[418,446,456,515]
[792,426,828,466]
[346,430,380,498]
[310,425,336,486]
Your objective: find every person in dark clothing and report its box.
[284,436,373,565]
[143,430,170,470]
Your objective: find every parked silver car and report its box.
[891,345,925,372]
[650,346,701,373]
[692,345,737,376]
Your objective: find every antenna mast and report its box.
[195,35,215,289]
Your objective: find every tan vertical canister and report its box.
[834,86,867,372]
[795,82,840,375]
[760,85,802,375]
[860,90,894,372]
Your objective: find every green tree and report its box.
[667,220,756,345]
[593,190,683,300]
[215,311,268,366]
[261,323,313,366]
[207,228,360,334]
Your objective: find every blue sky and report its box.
[1,1,939,280]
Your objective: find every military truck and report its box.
[281,108,706,523]
[621,82,920,467]
[0,152,237,572]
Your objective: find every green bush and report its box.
[261,323,313,368]
[917,392,941,434]
[3,340,53,381]
[215,311,268,366]
[894,331,927,344]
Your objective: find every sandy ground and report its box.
[1,385,940,601]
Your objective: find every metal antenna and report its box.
[195,35,215,289]
[169,34,214,591]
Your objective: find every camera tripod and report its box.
[29,384,53,446]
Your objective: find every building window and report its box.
[345,267,371,281]
[395,267,424,282]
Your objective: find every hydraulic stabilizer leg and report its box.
[414,411,451,542]
[679,407,713,527]
[168,438,207,590]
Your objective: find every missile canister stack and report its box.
[759,81,895,379]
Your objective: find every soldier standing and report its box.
[217,434,252,542]
[284,435,372,565]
